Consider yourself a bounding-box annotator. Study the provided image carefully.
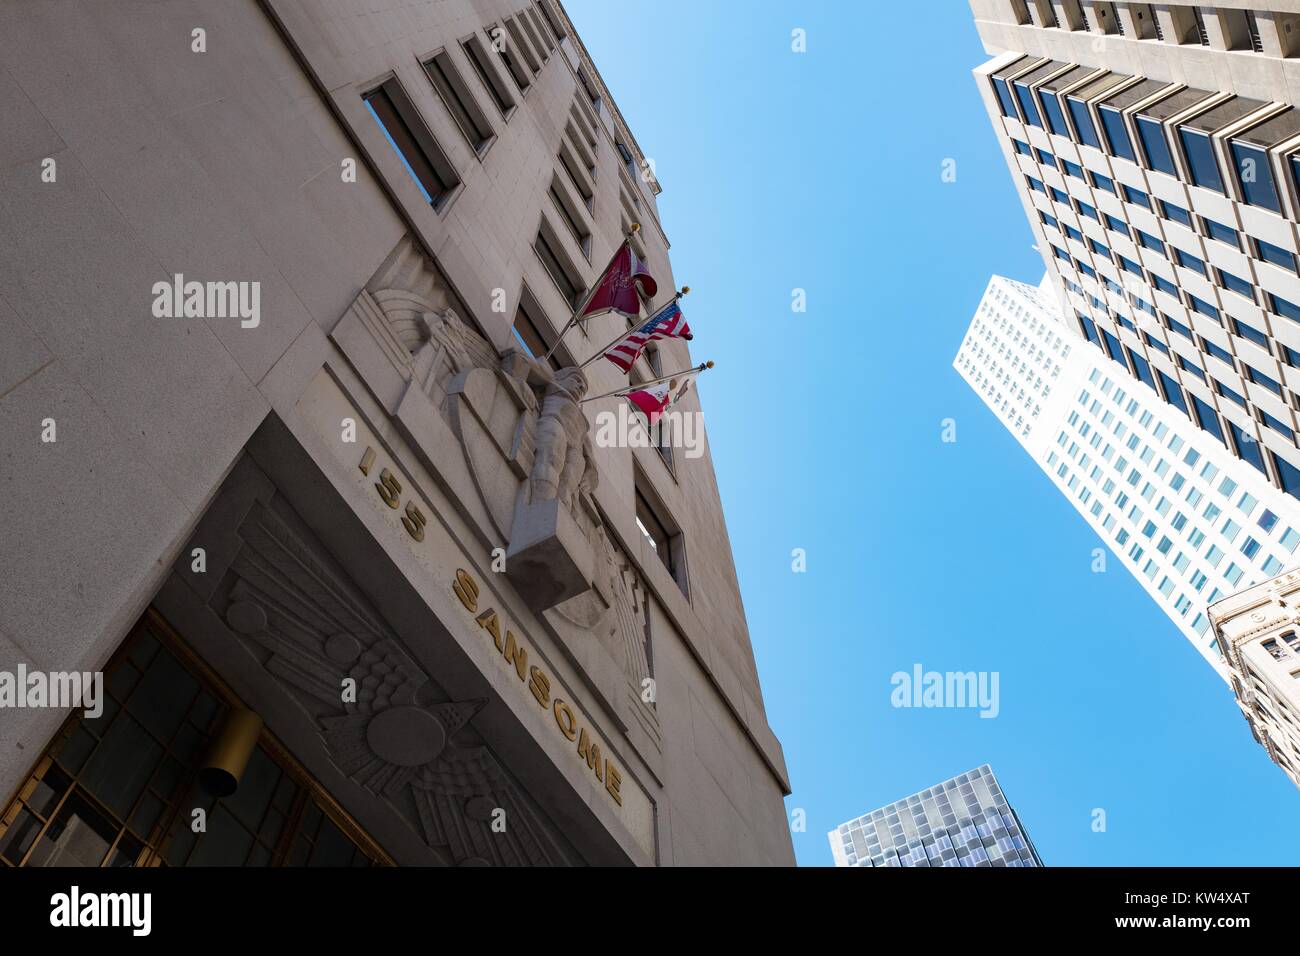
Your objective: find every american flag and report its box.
[602,300,692,372]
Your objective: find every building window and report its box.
[1180,127,1223,191]
[488,23,532,92]
[502,17,542,75]
[1232,318,1268,347]
[1231,141,1281,212]
[422,51,495,155]
[0,613,389,867]
[1217,268,1255,301]
[558,139,595,211]
[534,219,586,310]
[1255,238,1297,272]
[515,12,550,63]
[1174,248,1206,275]
[993,76,1018,118]
[363,80,460,208]
[1191,394,1225,444]
[1099,105,1135,161]
[635,479,687,595]
[1231,421,1268,474]
[1160,200,1192,227]
[1037,89,1069,136]
[1013,80,1043,128]
[527,5,557,50]
[549,175,592,258]
[1271,292,1300,325]
[1137,115,1176,174]
[616,140,637,178]
[1132,230,1162,256]
[1202,217,1239,248]
[1262,411,1294,441]
[1246,365,1282,395]
[1187,294,1219,321]
[536,0,567,41]
[461,34,517,116]
[512,288,562,370]
[1067,96,1100,147]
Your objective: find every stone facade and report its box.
[1209,567,1300,789]
[0,0,793,865]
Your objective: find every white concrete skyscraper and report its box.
[956,274,1300,677]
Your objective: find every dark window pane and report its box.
[1015,82,1042,128]
[1180,128,1223,191]
[993,77,1017,117]
[1038,90,1068,135]
[1137,116,1175,174]
[1068,98,1100,148]
[1232,142,1280,212]
[1100,107,1135,161]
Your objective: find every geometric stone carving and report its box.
[213,499,576,865]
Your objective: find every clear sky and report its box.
[565,0,1300,865]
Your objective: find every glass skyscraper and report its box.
[829,765,1042,867]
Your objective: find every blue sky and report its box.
[566,0,1300,865]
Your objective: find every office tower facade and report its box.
[828,765,1043,867]
[1209,567,1300,788]
[956,274,1300,677]
[0,1,794,866]
[970,1,1300,515]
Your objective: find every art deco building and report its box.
[828,765,1043,867]
[971,1,1300,511]
[0,1,793,866]
[956,274,1300,677]
[1208,567,1300,788]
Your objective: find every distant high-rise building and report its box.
[957,275,1300,676]
[1209,567,1300,789]
[970,1,1300,511]
[828,765,1042,867]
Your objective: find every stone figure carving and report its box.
[529,366,597,507]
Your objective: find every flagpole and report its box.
[577,285,690,371]
[579,361,713,404]
[542,224,638,362]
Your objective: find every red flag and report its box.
[626,379,690,426]
[581,242,657,320]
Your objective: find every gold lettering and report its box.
[476,608,504,650]
[453,574,625,810]
[376,468,402,509]
[503,631,527,681]
[577,728,603,782]
[358,446,376,476]
[528,665,550,707]
[604,761,623,806]
[453,569,479,612]
[553,699,577,740]
[402,501,427,542]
